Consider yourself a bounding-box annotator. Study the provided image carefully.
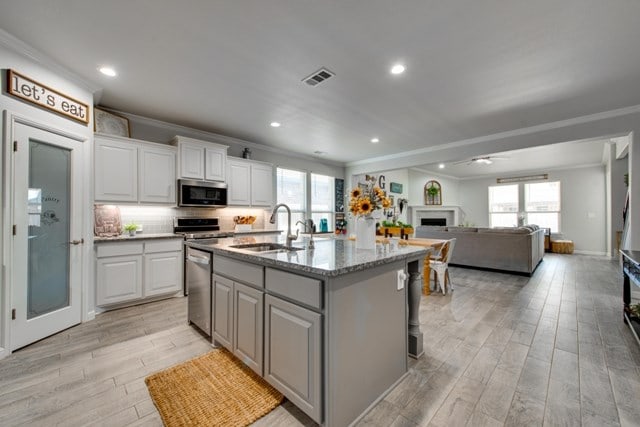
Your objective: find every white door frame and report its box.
[1,110,89,357]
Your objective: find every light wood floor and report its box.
[1,254,639,426]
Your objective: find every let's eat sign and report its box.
[7,69,89,125]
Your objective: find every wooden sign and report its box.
[7,69,89,125]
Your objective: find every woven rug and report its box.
[145,348,283,427]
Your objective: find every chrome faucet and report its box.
[269,203,299,247]
[296,220,315,250]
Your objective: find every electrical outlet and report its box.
[397,269,407,290]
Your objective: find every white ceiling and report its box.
[413,138,608,179]
[1,1,639,168]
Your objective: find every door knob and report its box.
[69,238,84,245]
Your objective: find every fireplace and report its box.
[421,218,446,226]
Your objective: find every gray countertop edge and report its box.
[231,229,282,235]
[186,240,428,277]
[94,233,181,242]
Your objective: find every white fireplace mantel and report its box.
[408,205,463,227]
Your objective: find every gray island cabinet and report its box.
[186,236,427,426]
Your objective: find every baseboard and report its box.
[573,250,608,256]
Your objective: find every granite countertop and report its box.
[186,234,428,277]
[94,233,181,242]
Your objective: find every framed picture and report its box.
[94,107,130,137]
[390,182,403,194]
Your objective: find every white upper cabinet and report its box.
[95,137,138,202]
[171,136,227,182]
[139,145,176,204]
[227,157,273,207]
[251,163,273,206]
[94,134,176,205]
[227,158,251,205]
[205,147,226,182]
[179,141,205,180]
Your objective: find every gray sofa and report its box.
[414,225,545,275]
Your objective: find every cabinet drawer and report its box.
[145,238,183,253]
[214,256,263,288]
[265,268,322,310]
[96,242,144,258]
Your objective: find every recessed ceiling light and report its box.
[270,122,281,128]
[98,66,117,77]
[438,163,445,169]
[370,138,380,143]
[390,64,405,75]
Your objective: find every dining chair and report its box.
[429,238,456,295]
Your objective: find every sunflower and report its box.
[358,198,373,215]
[351,188,361,198]
[382,197,391,208]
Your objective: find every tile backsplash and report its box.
[115,205,275,234]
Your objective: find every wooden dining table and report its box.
[402,237,447,295]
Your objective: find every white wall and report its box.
[408,169,460,208]
[457,165,607,254]
[607,144,628,256]
[0,36,96,357]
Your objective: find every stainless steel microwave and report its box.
[178,179,227,207]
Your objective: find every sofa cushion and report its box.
[477,227,529,234]
[447,226,478,232]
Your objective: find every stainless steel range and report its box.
[173,217,233,239]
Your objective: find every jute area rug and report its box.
[145,348,284,426]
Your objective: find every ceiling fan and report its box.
[452,156,509,165]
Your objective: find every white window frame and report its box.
[310,173,335,232]
[488,184,519,228]
[276,167,336,233]
[524,181,561,232]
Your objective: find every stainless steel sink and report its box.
[229,243,303,253]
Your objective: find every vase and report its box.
[355,216,376,250]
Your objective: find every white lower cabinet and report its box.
[212,273,264,376]
[97,255,143,305]
[233,282,264,375]
[96,238,183,307]
[212,274,234,350]
[210,256,322,423]
[264,294,322,423]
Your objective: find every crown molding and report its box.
[102,108,346,168]
[0,29,101,94]
[457,162,605,181]
[346,104,640,167]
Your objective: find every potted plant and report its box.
[123,223,138,237]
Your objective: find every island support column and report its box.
[407,259,424,358]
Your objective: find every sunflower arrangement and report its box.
[349,175,392,218]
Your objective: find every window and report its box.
[310,173,335,232]
[276,168,335,232]
[489,184,518,227]
[275,168,306,232]
[525,181,560,232]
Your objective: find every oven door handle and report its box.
[186,254,210,265]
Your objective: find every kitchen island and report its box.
[186,235,428,427]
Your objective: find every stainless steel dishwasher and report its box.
[186,247,212,336]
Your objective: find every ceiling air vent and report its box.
[302,67,335,86]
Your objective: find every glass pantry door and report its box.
[11,122,83,350]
